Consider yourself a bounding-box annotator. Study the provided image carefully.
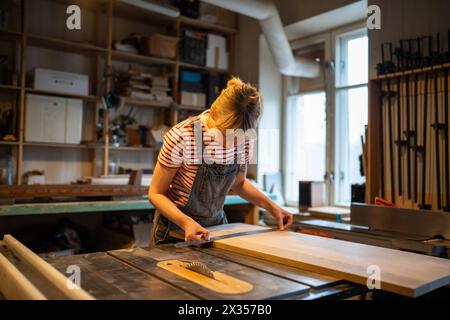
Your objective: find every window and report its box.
[285,92,327,205]
[334,29,368,205]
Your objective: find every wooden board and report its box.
[47,252,196,300]
[108,246,310,300]
[214,231,450,297]
[169,223,270,240]
[307,207,350,220]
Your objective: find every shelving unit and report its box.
[0,0,237,185]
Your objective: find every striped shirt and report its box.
[157,114,253,207]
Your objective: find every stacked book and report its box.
[113,70,172,103]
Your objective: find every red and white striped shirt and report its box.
[157,114,254,207]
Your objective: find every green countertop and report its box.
[0,194,277,216]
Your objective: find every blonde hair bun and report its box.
[208,77,262,131]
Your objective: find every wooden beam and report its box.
[3,235,94,300]
[0,252,47,300]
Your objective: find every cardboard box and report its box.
[199,3,237,29]
[140,34,178,59]
[25,94,83,144]
[31,68,89,96]
[180,91,206,108]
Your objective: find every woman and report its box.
[148,77,292,245]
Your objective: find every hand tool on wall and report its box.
[445,29,450,63]
[419,72,431,210]
[432,70,445,210]
[443,68,450,212]
[431,33,442,66]
[394,40,405,71]
[412,73,421,203]
[387,78,396,203]
[379,79,386,199]
[414,37,423,69]
[431,71,444,210]
[386,42,396,73]
[376,44,385,76]
[404,75,413,199]
[394,76,406,197]
[422,36,433,67]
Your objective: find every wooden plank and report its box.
[47,252,196,300]
[214,231,450,297]
[108,247,310,300]
[307,207,350,220]
[0,252,47,300]
[3,235,94,300]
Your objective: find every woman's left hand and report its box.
[270,204,293,231]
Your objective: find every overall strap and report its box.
[193,118,204,165]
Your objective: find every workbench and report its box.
[0,194,276,225]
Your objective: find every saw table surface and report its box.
[108,246,310,300]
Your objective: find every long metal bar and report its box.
[433,70,442,209]
[420,72,431,210]
[444,68,450,211]
[396,76,403,197]
[413,74,420,203]
[379,80,385,199]
[387,78,396,202]
[405,75,412,199]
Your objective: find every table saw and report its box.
[298,204,450,258]
[1,222,450,300]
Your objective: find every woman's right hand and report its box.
[183,220,210,242]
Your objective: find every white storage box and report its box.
[65,99,83,144]
[31,68,89,96]
[206,34,228,70]
[25,94,83,144]
[180,91,206,108]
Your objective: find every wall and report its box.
[368,0,450,79]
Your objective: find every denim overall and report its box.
[150,118,242,246]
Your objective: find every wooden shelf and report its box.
[109,146,160,152]
[178,61,230,74]
[179,16,237,35]
[174,103,207,112]
[112,50,176,66]
[0,84,21,91]
[0,29,23,40]
[122,97,172,109]
[27,33,107,55]
[0,141,19,146]
[49,0,106,10]
[25,88,100,102]
[23,142,94,149]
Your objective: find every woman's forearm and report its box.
[149,193,194,230]
[233,179,278,212]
